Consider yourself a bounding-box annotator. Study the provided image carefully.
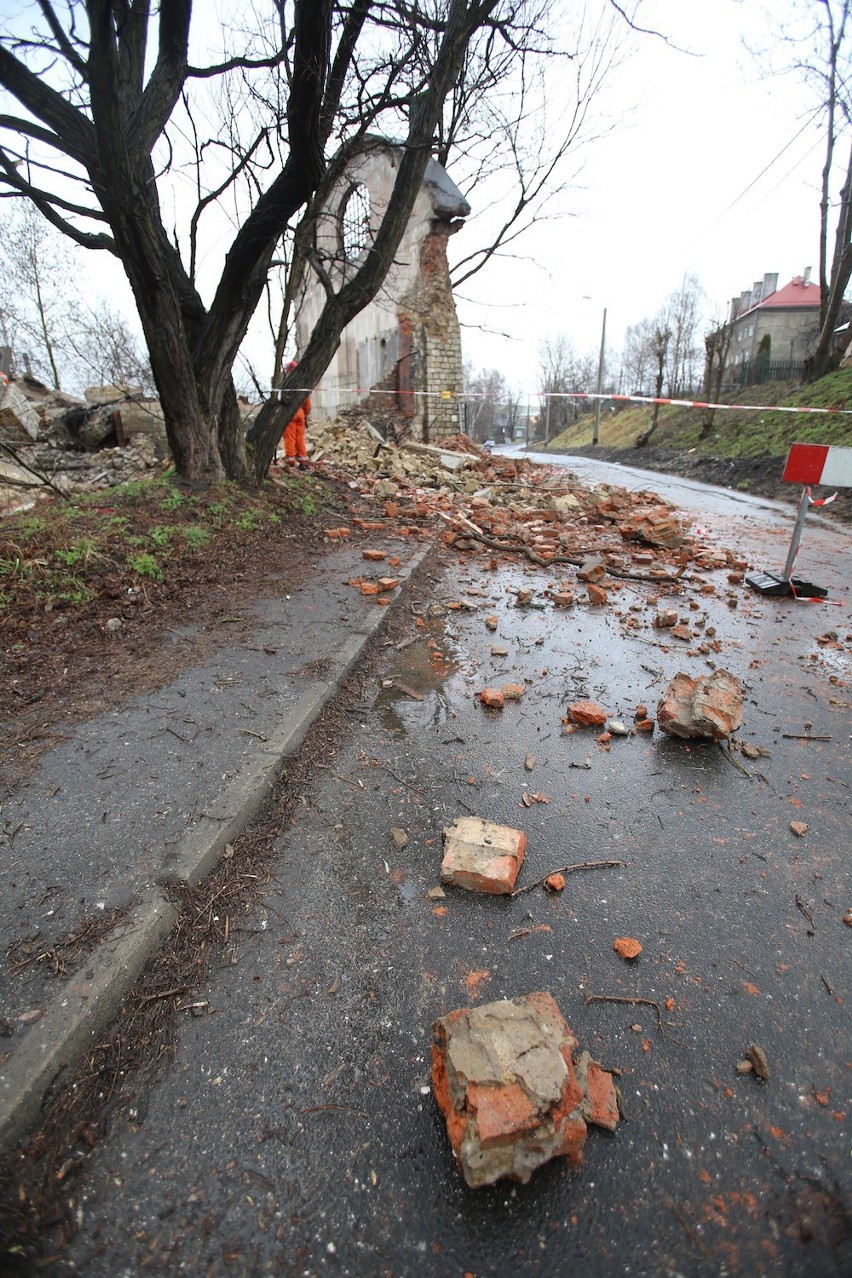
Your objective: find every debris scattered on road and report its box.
[389,827,409,851]
[432,992,620,1187]
[440,816,526,894]
[790,820,809,837]
[657,669,743,741]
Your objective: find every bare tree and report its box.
[0,204,78,388]
[2,2,552,483]
[665,273,704,396]
[68,304,156,397]
[621,317,656,394]
[538,334,596,439]
[464,365,510,441]
[700,316,733,437]
[755,0,852,378]
[635,319,670,447]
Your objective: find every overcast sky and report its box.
[454,0,828,394]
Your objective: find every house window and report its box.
[340,183,372,261]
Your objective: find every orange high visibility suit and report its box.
[283,393,311,466]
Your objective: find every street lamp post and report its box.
[592,306,607,447]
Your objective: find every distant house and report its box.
[724,270,821,385]
[293,137,470,442]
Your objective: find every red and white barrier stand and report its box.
[746,443,851,598]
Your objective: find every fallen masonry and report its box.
[656,669,743,741]
[432,992,620,1188]
[441,816,526,894]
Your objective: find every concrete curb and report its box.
[0,543,433,1155]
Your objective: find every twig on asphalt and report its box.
[511,859,622,897]
[720,744,753,778]
[781,733,831,741]
[583,993,681,1042]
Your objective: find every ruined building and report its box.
[293,138,470,442]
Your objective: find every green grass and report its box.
[127,551,163,579]
[181,524,211,548]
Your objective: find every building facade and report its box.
[725,271,821,384]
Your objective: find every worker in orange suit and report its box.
[281,359,311,468]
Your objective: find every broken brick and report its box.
[587,584,608,606]
[502,683,526,701]
[567,700,608,728]
[613,936,642,959]
[552,592,574,608]
[577,555,607,583]
[432,992,618,1188]
[479,687,505,709]
[574,1051,620,1131]
[790,820,808,837]
[360,582,380,596]
[440,816,526,895]
[654,610,677,629]
[362,548,387,562]
[544,873,566,892]
[377,577,399,591]
[657,670,743,741]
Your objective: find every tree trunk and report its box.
[809,139,852,380]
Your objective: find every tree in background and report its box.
[0,204,74,389]
[621,317,657,394]
[634,319,670,447]
[700,315,733,438]
[757,0,852,378]
[666,273,704,396]
[0,205,153,394]
[538,335,596,439]
[464,365,512,442]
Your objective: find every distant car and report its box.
[483,438,496,450]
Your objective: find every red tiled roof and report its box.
[753,277,821,311]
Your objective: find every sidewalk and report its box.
[0,536,431,1153]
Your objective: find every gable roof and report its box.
[745,276,821,314]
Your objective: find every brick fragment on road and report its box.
[587,583,608,605]
[502,683,525,700]
[552,592,574,608]
[432,992,619,1187]
[577,555,607,583]
[567,700,608,728]
[790,820,808,837]
[656,670,742,741]
[362,548,387,562]
[440,816,526,894]
[654,610,677,629]
[479,687,505,709]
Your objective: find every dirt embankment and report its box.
[553,444,852,522]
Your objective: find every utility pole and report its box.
[592,307,607,446]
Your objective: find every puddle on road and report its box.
[376,618,465,734]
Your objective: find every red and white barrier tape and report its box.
[270,383,852,416]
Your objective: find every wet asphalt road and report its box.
[51,466,850,1275]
